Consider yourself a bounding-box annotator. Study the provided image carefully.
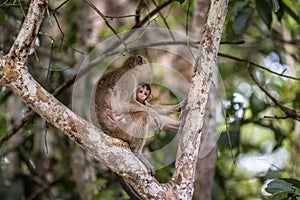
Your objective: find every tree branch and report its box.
[219,52,300,81]
[170,0,228,197]
[247,63,300,121]
[8,0,47,62]
[0,0,168,198]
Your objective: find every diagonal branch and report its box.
[0,0,168,198]
[219,52,300,81]
[247,63,300,121]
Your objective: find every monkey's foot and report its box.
[106,109,127,121]
[106,109,116,120]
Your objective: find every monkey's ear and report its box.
[135,55,145,65]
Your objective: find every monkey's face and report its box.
[136,86,150,103]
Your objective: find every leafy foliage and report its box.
[255,0,273,29]
[266,179,300,199]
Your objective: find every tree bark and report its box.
[170,0,227,198]
[190,0,218,199]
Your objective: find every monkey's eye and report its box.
[138,89,148,96]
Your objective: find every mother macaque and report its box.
[93,55,185,175]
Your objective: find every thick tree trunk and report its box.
[190,0,218,199]
[171,0,228,198]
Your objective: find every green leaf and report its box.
[250,94,268,116]
[283,178,300,188]
[272,191,294,200]
[274,0,284,21]
[266,180,293,197]
[255,0,273,29]
[295,188,300,196]
[272,0,280,12]
[0,9,5,26]
[232,7,254,35]
[219,120,240,149]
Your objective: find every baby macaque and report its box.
[136,82,151,105]
[107,82,181,131]
[136,83,182,131]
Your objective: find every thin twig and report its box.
[52,13,65,51]
[0,110,36,146]
[82,0,128,50]
[54,0,69,12]
[247,63,300,121]
[219,52,300,81]
[26,173,66,200]
[17,0,26,17]
[133,0,173,28]
[151,0,175,41]
[51,0,70,51]
[105,14,137,19]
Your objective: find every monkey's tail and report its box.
[114,173,143,200]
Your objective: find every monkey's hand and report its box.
[178,98,188,112]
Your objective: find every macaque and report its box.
[107,82,182,131]
[93,55,185,175]
[136,82,182,131]
[136,82,151,105]
[93,55,185,200]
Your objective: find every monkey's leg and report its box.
[128,112,155,176]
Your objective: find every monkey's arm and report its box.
[109,108,180,132]
[160,116,181,131]
[109,100,184,132]
[146,99,187,115]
